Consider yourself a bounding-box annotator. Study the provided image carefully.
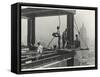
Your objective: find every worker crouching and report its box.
[36,42,43,60]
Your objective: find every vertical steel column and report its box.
[67,14,74,48]
[27,17,35,50]
[67,14,74,66]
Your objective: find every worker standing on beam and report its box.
[56,26,61,49]
[62,28,68,48]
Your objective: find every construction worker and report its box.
[62,28,68,48]
[56,26,61,49]
[74,34,80,48]
[36,42,43,60]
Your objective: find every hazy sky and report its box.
[21,9,95,49]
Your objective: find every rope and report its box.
[74,19,80,34]
[47,37,55,48]
[58,15,61,28]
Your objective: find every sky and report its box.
[21,8,95,49]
